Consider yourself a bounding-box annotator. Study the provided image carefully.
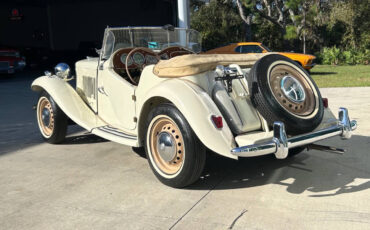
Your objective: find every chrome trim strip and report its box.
[231,108,356,159]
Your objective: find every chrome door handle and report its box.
[98,86,108,96]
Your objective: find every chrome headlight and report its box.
[54,63,70,79]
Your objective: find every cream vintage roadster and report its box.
[31,27,357,188]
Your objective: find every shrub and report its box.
[321,46,341,65]
[343,49,356,65]
[319,46,369,65]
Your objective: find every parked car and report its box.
[205,42,316,70]
[0,48,26,74]
[31,27,356,188]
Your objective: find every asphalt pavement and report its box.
[0,70,369,230]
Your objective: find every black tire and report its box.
[249,54,324,135]
[144,104,206,188]
[36,91,68,144]
[295,61,303,67]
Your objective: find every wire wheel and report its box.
[37,96,55,137]
[269,65,316,117]
[149,116,185,175]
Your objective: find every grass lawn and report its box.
[310,65,370,88]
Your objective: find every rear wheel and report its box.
[36,91,68,143]
[144,104,206,188]
[289,146,306,157]
[249,54,323,135]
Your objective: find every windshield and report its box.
[101,27,201,59]
[260,44,272,52]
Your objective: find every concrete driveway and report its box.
[0,71,369,230]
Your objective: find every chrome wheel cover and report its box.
[156,132,177,162]
[149,116,185,175]
[280,75,306,103]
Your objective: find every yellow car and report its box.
[205,42,316,70]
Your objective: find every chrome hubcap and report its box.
[156,132,176,162]
[280,75,306,103]
[41,108,51,127]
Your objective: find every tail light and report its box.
[322,98,328,108]
[211,115,223,129]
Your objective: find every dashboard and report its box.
[158,46,194,60]
[112,46,196,85]
[113,47,158,70]
[113,46,195,71]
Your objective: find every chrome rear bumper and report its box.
[231,108,357,159]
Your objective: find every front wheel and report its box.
[36,91,68,144]
[144,104,206,188]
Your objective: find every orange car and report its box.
[205,42,316,70]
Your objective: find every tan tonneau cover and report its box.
[153,53,272,78]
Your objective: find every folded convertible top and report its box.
[153,53,273,78]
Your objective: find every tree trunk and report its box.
[235,0,253,41]
[303,6,306,54]
[245,23,252,41]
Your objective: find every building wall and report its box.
[0,0,177,50]
[0,5,50,48]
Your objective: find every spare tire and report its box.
[249,54,323,135]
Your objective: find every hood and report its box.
[75,57,99,69]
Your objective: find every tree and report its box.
[235,0,298,50]
[237,0,327,52]
[190,0,246,50]
[235,0,253,41]
[253,0,289,35]
[191,0,369,62]
[189,0,206,14]
[329,0,370,49]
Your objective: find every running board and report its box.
[91,125,139,147]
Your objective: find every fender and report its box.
[137,78,237,159]
[31,76,105,131]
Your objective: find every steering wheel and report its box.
[125,47,160,85]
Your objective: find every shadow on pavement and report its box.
[188,135,370,197]
[0,69,78,156]
[310,72,337,75]
[132,147,146,158]
[0,125,92,156]
[62,133,108,145]
[0,70,43,156]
